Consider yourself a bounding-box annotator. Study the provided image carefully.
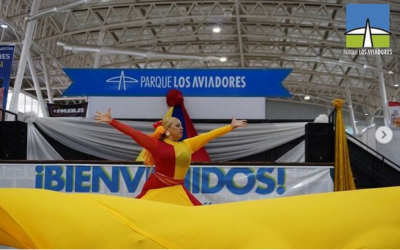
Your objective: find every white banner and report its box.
[0,164,333,204]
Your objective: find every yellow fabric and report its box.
[185,124,233,153]
[174,144,192,179]
[162,125,233,179]
[136,148,146,162]
[164,106,174,118]
[333,99,356,191]
[140,185,194,206]
[136,107,174,162]
[1,187,399,248]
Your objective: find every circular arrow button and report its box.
[375,126,393,144]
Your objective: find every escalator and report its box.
[347,134,400,188]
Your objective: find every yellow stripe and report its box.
[164,106,174,118]
[173,142,191,179]
[136,149,145,162]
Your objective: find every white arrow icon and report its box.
[375,126,393,144]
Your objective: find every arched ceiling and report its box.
[0,0,399,120]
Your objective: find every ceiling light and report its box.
[1,24,8,29]
[388,71,394,74]
[304,95,311,100]
[219,57,227,62]
[213,26,221,33]
[365,113,369,116]
[394,83,399,87]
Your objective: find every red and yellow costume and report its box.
[110,119,233,206]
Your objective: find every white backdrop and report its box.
[88,97,266,119]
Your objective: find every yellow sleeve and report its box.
[184,125,233,153]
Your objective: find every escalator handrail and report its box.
[349,154,397,186]
[0,108,18,122]
[346,132,400,171]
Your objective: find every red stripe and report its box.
[389,101,400,107]
[136,174,202,206]
[153,141,176,177]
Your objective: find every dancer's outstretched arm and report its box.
[94,108,157,152]
[185,117,248,153]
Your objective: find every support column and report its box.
[376,55,390,126]
[28,53,48,117]
[8,0,41,119]
[235,0,245,67]
[344,80,358,134]
[93,30,105,68]
[41,54,53,104]
[85,30,106,116]
[368,115,375,126]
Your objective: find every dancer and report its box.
[94,108,247,206]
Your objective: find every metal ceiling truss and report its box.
[0,0,398,121]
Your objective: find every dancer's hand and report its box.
[230,116,248,129]
[94,108,112,124]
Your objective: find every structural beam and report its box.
[28,53,48,117]
[41,54,53,104]
[344,79,358,134]
[57,43,222,61]
[26,0,89,22]
[376,55,390,126]
[235,0,245,67]
[8,0,41,119]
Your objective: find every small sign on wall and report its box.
[47,102,88,117]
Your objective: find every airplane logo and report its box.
[106,71,138,91]
[345,19,391,48]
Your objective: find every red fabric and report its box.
[154,172,184,186]
[110,119,158,153]
[111,119,177,177]
[111,118,202,206]
[152,120,162,128]
[136,175,202,206]
[166,89,184,106]
[182,185,202,206]
[389,101,400,107]
[138,174,168,193]
[152,141,176,177]
[181,104,211,162]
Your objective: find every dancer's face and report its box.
[167,119,183,141]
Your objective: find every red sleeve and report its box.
[109,119,157,152]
